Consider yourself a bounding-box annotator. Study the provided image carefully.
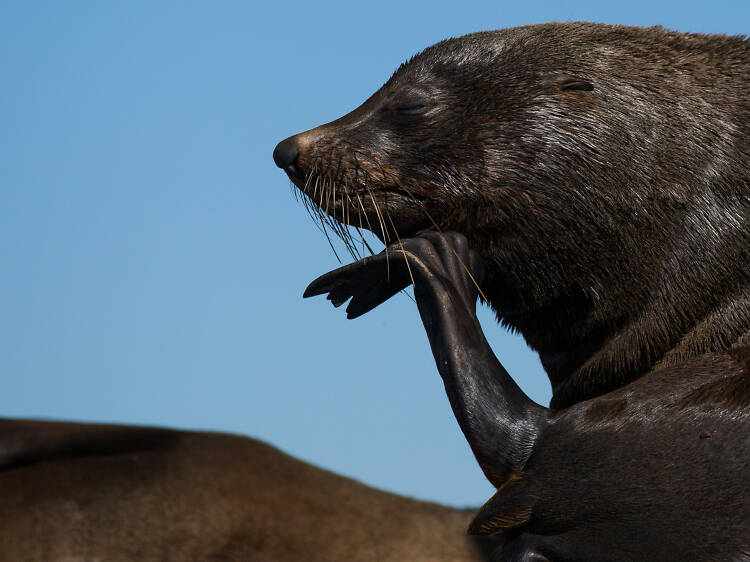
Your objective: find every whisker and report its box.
[335,198,358,260]
[342,192,361,260]
[331,179,337,222]
[315,177,345,263]
[367,187,390,279]
[385,211,416,302]
[354,191,375,241]
[319,219,343,263]
[415,195,488,303]
[367,188,389,245]
[324,177,332,219]
[359,162,481,303]
[353,193,377,257]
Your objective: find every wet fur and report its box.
[306,233,750,561]
[282,22,750,408]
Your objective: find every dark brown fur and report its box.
[306,232,750,560]
[276,22,750,408]
[0,419,495,561]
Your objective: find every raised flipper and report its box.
[306,232,547,490]
[0,418,179,471]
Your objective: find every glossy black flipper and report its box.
[306,232,547,487]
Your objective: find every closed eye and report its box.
[397,104,427,115]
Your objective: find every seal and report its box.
[274,22,750,408]
[306,232,750,560]
[0,418,497,560]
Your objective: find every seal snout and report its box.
[273,136,300,175]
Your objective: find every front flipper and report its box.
[304,232,485,320]
[304,246,413,318]
[306,232,547,488]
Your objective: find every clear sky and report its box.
[1,1,746,507]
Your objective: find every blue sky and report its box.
[1,1,746,506]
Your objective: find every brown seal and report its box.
[0,418,496,560]
[274,22,750,408]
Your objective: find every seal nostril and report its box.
[273,136,299,170]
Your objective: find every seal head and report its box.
[275,23,750,407]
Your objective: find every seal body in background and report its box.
[275,22,750,408]
[0,419,496,561]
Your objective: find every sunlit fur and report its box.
[286,22,750,409]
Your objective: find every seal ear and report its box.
[542,73,594,92]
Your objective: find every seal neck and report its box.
[545,271,750,409]
[475,187,750,409]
